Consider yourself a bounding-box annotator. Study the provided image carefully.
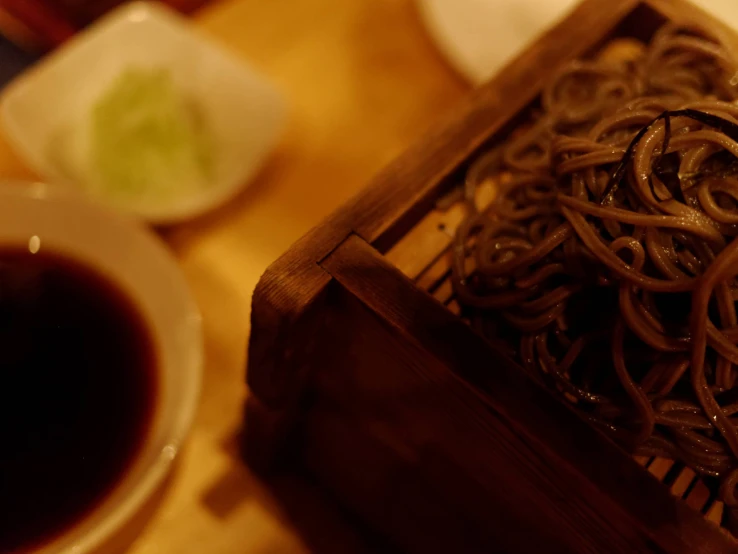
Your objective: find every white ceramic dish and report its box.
[0,2,286,224]
[0,182,202,553]
[417,0,738,85]
[416,0,580,85]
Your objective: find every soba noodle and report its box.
[453,23,738,507]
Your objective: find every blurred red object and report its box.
[0,0,210,51]
[0,0,76,50]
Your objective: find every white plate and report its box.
[0,183,202,554]
[417,0,738,85]
[0,2,286,224]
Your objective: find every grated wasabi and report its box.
[90,67,213,200]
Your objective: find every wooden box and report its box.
[245,0,738,551]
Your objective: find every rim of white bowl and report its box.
[0,182,203,554]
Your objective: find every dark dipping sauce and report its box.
[0,248,157,553]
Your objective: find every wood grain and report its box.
[246,0,738,551]
[0,0,469,552]
[317,234,736,553]
[247,0,732,420]
[350,0,642,249]
[247,0,641,415]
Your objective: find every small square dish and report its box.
[0,2,286,224]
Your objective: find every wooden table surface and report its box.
[0,1,467,552]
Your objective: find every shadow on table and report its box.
[254,470,392,554]
[200,428,392,554]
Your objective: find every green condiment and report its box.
[91,67,212,199]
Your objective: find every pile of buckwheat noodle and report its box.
[453,22,738,510]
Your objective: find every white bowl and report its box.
[0,2,286,224]
[0,182,202,553]
[417,0,738,85]
[416,0,580,84]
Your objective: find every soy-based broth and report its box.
[0,248,157,552]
